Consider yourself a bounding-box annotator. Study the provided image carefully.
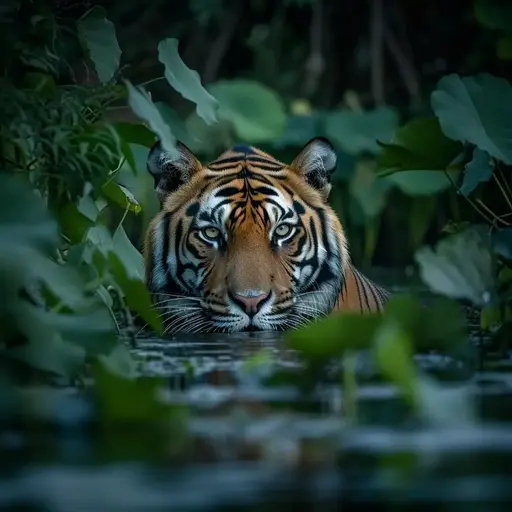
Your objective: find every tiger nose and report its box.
[230,290,270,315]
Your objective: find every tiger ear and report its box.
[290,137,337,200]
[147,140,202,203]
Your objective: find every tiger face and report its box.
[144,137,349,333]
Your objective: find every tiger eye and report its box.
[202,226,221,241]
[274,224,292,238]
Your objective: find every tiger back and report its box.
[143,137,389,334]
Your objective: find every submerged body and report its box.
[144,137,389,334]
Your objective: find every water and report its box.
[2,269,512,510]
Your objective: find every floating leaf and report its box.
[414,227,497,306]
[208,79,287,142]
[460,147,494,196]
[325,106,398,155]
[377,117,462,176]
[125,81,178,158]
[431,73,512,165]
[77,6,121,83]
[158,38,218,125]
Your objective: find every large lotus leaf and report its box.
[207,79,287,143]
[431,73,512,165]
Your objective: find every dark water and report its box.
[2,270,512,510]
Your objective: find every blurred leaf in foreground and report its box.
[415,227,497,307]
[92,358,188,424]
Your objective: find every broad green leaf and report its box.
[112,226,144,281]
[492,228,512,260]
[77,6,121,83]
[431,73,512,165]
[325,106,398,155]
[286,312,382,362]
[349,159,392,217]
[474,0,512,34]
[125,81,178,158]
[154,102,193,146]
[0,175,58,251]
[497,36,512,60]
[102,180,142,214]
[109,252,163,335]
[158,38,218,125]
[460,147,494,196]
[6,303,86,378]
[208,79,286,142]
[376,117,462,176]
[374,322,419,408]
[387,170,458,196]
[87,224,144,282]
[414,227,497,306]
[113,122,157,148]
[92,358,186,423]
[97,342,138,379]
[384,294,468,352]
[42,307,116,355]
[272,112,323,149]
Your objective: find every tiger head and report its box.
[143,137,349,333]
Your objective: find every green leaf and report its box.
[272,112,324,149]
[42,308,117,356]
[497,36,512,60]
[474,0,512,34]
[154,101,194,146]
[387,170,458,196]
[0,175,58,252]
[113,122,157,148]
[492,228,512,260]
[125,81,178,158]
[285,312,382,363]
[208,79,287,142]
[77,6,121,83]
[102,180,142,214]
[460,147,494,196]
[414,227,497,307]
[349,159,392,217]
[92,358,187,423]
[374,322,419,408]
[109,252,163,334]
[158,38,219,126]
[431,73,512,165]
[325,106,398,155]
[5,304,86,378]
[376,117,462,176]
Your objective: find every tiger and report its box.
[143,136,389,334]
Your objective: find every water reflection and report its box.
[2,274,512,509]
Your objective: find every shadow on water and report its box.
[2,271,512,511]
